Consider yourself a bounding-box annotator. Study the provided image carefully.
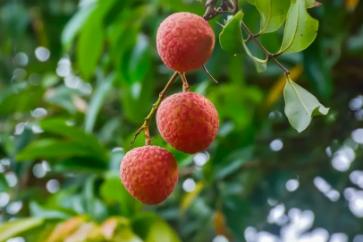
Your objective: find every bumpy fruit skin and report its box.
[156,92,219,153]
[120,146,178,205]
[156,12,215,72]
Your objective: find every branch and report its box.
[203,0,238,20]
[132,72,179,145]
[241,22,290,77]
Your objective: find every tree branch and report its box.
[241,22,290,77]
[203,0,238,20]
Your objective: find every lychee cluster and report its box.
[120,12,219,205]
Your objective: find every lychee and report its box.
[120,146,178,205]
[156,92,219,153]
[156,12,215,72]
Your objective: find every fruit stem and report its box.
[144,126,151,145]
[179,72,190,92]
[132,71,179,145]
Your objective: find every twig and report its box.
[132,72,179,144]
[203,0,238,20]
[203,65,219,83]
[241,22,290,76]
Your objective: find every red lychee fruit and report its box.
[156,12,215,72]
[156,92,219,154]
[120,146,178,205]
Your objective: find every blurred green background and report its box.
[1,0,363,241]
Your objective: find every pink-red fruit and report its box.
[120,146,178,205]
[156,92,219,154]
[156,12,215,72]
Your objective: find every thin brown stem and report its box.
[203,65,219,83]
[144,126,151,145]
[241,22,290,76]
[241,22,272,55]
[179,72,190,91]
[131,72,179,144]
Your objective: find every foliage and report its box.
[1,0,363,241]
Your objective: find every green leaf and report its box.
[30,202,71,220]
[278,0,319,54]
[251,0,290,33]
[219,10,267,72]
[100,172,141,216]
[214,147,254,180]
[77,13,104,79]
[283,79,329,132]
[303,39,333,100]
[242,41,268,72]
[209,85,263,128]
[145,220,181,242]
[113,226,143,242]
[62,5,96,50]
[83,176,108,220]
[219,11,244,54]
[0,218,44,241]
[85,73,115,132]
[16,139,92,160]
[44,86,80,114]
[305,0,320,8]
[124,34,152,84]
[0,84,44,115]
[40,119,108,161]
[16,119,108,163]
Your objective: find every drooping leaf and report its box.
[242,40,268,72]
[61,4,96,49]
[77,13,104,79]
[278,0,319,54]
[0,218,44,241]
[16,119,108,164]
[251,0,290,33]
[40,119,108,161]
[283,78,329,132]
[265,65,303,109]
[123,34,152,84]
[219,11,244,54]
[16,139,92,161]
